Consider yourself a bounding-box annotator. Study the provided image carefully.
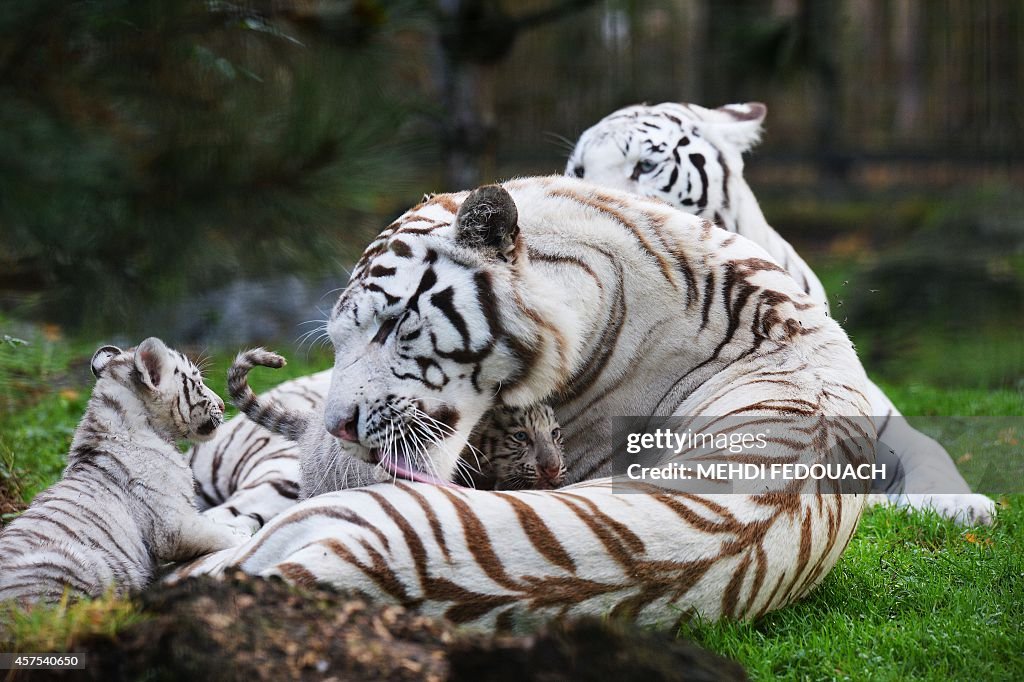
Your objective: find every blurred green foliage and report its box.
[0,0,429,329]
[776,186,1024,390]
[847,187,1024,329]
[838,187,1024,389]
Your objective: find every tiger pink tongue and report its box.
[383,452,459,488]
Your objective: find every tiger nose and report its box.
[214,396,226,413]
[326,404,360,442]
[539,461,562,481]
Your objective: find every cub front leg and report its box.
[159,512,252,562]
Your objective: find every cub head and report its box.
[91,338,225,443]
[566,101,765,219]
[323,185,544,485]
[477,404,565,490]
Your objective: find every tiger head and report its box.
[323,185,559,486]
[565,102,766,220]
[90,338,225,444]
[478,404,565,491]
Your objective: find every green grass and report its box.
[1,318,1021,680]
[1,592,145,653]
[0,321,331,507]
[873,382,1024,416]
[682,502,1024,681]
[673,373,1024,680]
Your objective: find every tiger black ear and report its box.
[711,102,766,153]
[134,337,171,390]
[454,184,520,262]
[91,345,122,378]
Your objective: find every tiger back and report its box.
[565,101,995,525]
[566,101,826,306]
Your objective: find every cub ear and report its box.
[454,184,520,262]
[91,345,123,378]
[711,102,766,153]
[134,337,172,390]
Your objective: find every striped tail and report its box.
[228,349,309,442]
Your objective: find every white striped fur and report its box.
[172,177,875,629]
[566,101,994,525]
[0,339,247,604]
[189,101,996,531]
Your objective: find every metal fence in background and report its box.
[486,0,1024,186]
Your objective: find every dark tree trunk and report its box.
[434,0,598,190]
[803,0,848,183]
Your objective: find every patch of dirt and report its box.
[448,617,748,682]
[29,572,746,681]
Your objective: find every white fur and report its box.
[0,341,247,603]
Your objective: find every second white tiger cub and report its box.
[461,404,566,490]
[0,338,248,604]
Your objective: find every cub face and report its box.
[482,404,565,491]
[91,338,225,443]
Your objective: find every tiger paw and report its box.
[228,525,256,545]
[200,519,253,552]
[202,505,262,536]
[889,492,996,526]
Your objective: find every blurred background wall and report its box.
[1,0,1021,387]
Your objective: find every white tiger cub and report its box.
[566,101,995,525]
[171,178,875,630]
[461,404,565,490]
[0,339,248,604]
[226,348,565,493]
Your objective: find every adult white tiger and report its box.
[565,101,995,525]
[192,103,992,532]
[175,177,875,629]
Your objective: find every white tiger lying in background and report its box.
[172,177,875,630]
[226,348,564,495]
[0,339,246,604]
[565,101,994,525]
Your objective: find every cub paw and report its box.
[202,505,262,535]
[228,525,255,545]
